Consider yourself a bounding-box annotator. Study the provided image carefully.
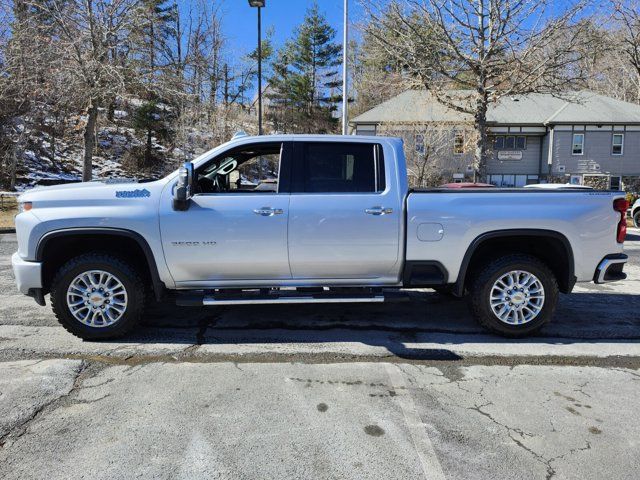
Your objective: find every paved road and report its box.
[1,231,639,479]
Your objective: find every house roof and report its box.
[351,90,640,126]
[352,90,473,124]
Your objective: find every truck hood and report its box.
[24,181,119,195]
[18,178,169,204]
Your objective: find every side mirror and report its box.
[173,162,194,211]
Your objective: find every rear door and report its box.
[287,141,402,281]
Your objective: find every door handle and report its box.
[365,206,393,216]
[253,207,284,216]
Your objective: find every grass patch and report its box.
[0,195,18,229]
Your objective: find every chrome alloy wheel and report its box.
[489,270,545,325]
[66,270,128,327]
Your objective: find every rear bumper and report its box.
[11,252,42,294]
[594,253,627,284]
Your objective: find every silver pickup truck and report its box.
[11,134,629,339]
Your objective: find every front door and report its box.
[287,141,402,282]
[159,142,292,285]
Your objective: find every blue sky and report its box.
[215,0,362,57]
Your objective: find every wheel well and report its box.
[38,233,160,298]
[461,233,574,294]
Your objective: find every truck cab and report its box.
[160,135,404,287]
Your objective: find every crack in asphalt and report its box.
[415,364,601,480]
[611,367,640,379]
[178,309,225,358]
[463,377,595,480]
[0,360,89,448]
[572,380,593,399]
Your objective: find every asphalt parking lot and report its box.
[1,230,639,479]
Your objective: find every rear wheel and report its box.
[50,253,145,340]
[467,254,558,337]
[634,210,640,228]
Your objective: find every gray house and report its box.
[351,90,640,188]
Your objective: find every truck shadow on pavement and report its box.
[115,291,640,361]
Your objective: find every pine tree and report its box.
[268,2,341,133]
[132,101,167,167]
[132,0,179,98]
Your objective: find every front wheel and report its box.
[50,253,145,340]
[634,210,640,228]
[467,254,558,337]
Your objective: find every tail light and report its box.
[613,198,629,243]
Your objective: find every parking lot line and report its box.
[385,363,447,480]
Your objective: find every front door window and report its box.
[196,143,283,194]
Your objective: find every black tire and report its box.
[634,210,640,228]
[50,253,145,340]
[467,254,558,338]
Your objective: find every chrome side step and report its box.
[202,295,385,306]
[176,289,408,307]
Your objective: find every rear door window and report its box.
[293,142,385,193]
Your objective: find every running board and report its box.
[176,290,408,307]
[203,295,385,306]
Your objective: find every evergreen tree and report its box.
[132,0,179,97]
[132,101,168,167]
[268,3,341,133]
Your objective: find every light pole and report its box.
[342,0,348,135]
[248,0,265,135]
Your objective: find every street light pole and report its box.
[342,0,348,135]
[248,0,265,135]
[257,5,263,135]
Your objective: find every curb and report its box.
[0,228,16,234]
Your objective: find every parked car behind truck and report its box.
[12,134,629,340]
[632,199,640,228]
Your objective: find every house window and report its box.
[356,125,377,136]
[504,136,515,149]
[612,133,624,155]
[572,133,584,155]
[493,135,526,150]
[610,176,622,190]
[488,174,539,187]
[453,133,464,155]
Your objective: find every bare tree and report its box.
[378,122,476,187]
[570,15,640,104]
[365,0,594,180]
[350,34,406,117]
[29,0,140,181]
[613,0,640,101]
[0,0,60,187]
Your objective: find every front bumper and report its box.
[594,253,627,284]
[11,252,42,294]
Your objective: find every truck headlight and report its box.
[18,202,32,213]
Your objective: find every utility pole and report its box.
[341,0,348,135]
[257,5,263,135]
